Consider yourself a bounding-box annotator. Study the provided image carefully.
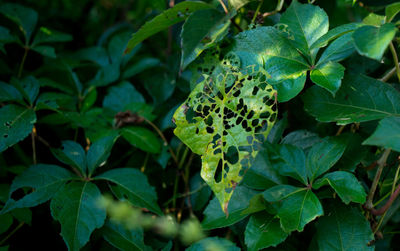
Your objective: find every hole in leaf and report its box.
[226,146,239,164]
[214,159,223,183]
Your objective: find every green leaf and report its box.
[262,184,303,202]
[86,132,119,175]
[1,164,74,214]
[303,74,400,125]
[274,72,307,102]
[266,144,308,185]
[0,82,23,103]
[32,45,56,58]
[310,61,345,95]
[35,92,75,111]
[0,214,13,235]
[181,9,231,69]
[202,186,256,229]
[306,137,347,183]
[103,81,145,113]
[96,168,162,215]
[313,203,374,251]
[279,0,329,61]
[11,76,40,105]
[363,117,400,152]
[232,26,309,81]
[173,60,277,212]
[125,1,213,53]
[353,23,397,61]
[50,182,106,251]
[228,0,256,10]
[264,186,323,232]
[317,32,355,65]
[144,73,176,105]
[11,208,32,225]
[122,57,162,79]
[31,27,72,46]
[189,173,212,211]
[186,237,240,251]
[244,212,288,251]
[281,130,321,152]
[0,3,38,41]
[386,2,400,23]
[363,13,385,26]
[121,126,161,154]
[102,221,146,251]
[242,147,286,190]
[313,171,366,204]
[0,105,36,153]
[310,23,364,50]
[336,133,368,172]
[51,141,87,175]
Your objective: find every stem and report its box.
[389,42,400,82]
[31,126,37,165]
[18,47,29,78]
[0,222,24,245]
[251,0,263,24]
[218,0,228,14]
[379,63,400,82]
[172,147,189,211]
[371,184,400,216]
[365,149,391,209]
[262,0,284,18]
[335,125,345,136]
[144,118,179,165]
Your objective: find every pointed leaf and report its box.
[201,186,257,230]
[363,117,400,152]
[245,212,288,251]
[1,164,74,213]
[181,9,231,69]
[262,185,304,203]
[125,1,213,53]
[281,130,321,152]
[303,74,400,125]
[0,82,23,103]
[51,141,87,175]
[228,0,257,10]
[31,45,56,58]
[317,32,355,65]
[51,182,106,251]
[267,144,308,185]
[310,61,345,95]
[0,105,36,153]
[386,2,400,22]
[310,23,364,50]
[96,168,162,215]
[0,214,13,234]
[174,61,277,212]
[11,76,40,105]
[306,137,347,182]
[121,126,161,154]
[265,187,323,233]
[313,171,366,204]
[87,132,119,175]
[313,203,374,251]
[102,221,146,251]
[0,3,38,41]
[353,23,397,61]
[279,0,329,60]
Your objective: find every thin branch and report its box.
[370,184,400,216]
[380,63,400,82]
[17,47,29,78]
[335,125,346,136]
[144,118,179,165]
[365,149,391,209]
[218,0,228,14]
[389,42,400,82]
[0,222,24,245]
[251,0,263,24]
[31,126,37,165]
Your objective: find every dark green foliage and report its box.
[1,0,400,250]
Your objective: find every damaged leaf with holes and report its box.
[173,52,278,213]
